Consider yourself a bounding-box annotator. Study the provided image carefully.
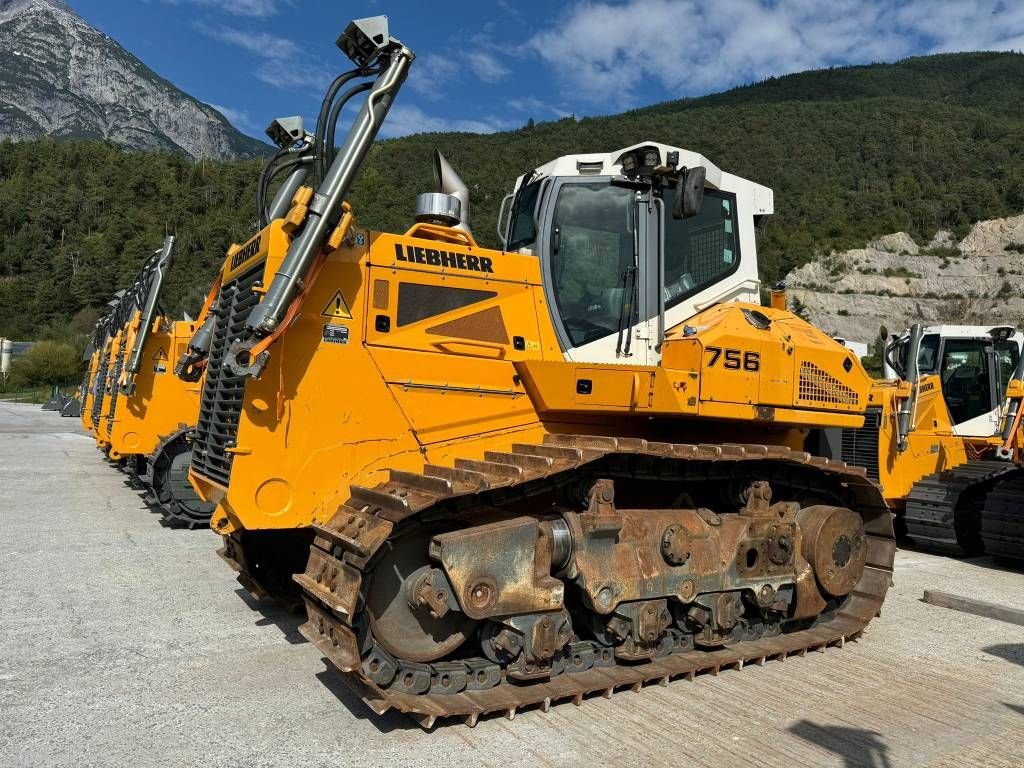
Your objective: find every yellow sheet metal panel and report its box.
[105,319,203,460]
[370,347,537,445]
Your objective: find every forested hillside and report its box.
[2,51,1024,340]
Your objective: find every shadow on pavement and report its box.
[313,667,420,734]
[234,587,307,645]
[789,719,893,768]
[1005,702,1024,716]
[984,643,1024,668]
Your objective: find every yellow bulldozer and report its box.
[832,324,1024,560]
[176,16,895,726]
[83,238,215,526]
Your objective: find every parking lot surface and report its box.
[2,401,1023,767]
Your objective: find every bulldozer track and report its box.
[980,470,1024,562]
[295,435,895,728]
[139,427,214,529]
[904,460,1020,555]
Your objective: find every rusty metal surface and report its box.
[296,435,896,728]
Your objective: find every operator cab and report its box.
[498,142,774,365]
[886,325,1023,437]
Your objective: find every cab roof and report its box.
[518,141,773,216]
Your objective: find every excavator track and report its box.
[141,428,215,528]
[904,460,1020,555]
[294,435,895,728]
[979,470,1024,563]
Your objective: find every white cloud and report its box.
[206,102,250,128]
[407,43,512,101]
[407,53,461,100]
[167,0,282,17]
[507,96,568,119]
[255,63,332,91]
[201,27,298,59]
[379,105,516,138]
[528,0,1024,107]
[194,23,331,92]
[465,51,511,83]
[496,0,524,21]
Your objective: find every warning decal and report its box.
[152,346,168,361]
[321,290,353,319]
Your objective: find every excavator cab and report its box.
[498,144,771,364]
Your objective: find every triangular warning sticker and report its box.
[321,290,352,319]
[152,346,168,361]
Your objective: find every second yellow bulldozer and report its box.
[831,324,1024,561]
[176,16,895,726]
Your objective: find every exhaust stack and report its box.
[895,323,924,452]
[433,150,471,235]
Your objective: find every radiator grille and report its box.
[797,360,859,406]
[190,264,263,486]
[840,408,881,481]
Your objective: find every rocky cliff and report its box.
[786,215,1024,342]
[0,0,267,159]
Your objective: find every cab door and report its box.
[537,177,655,365]
[942,337,1020,436]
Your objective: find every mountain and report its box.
[2,52,1024,340]
[0,0,266,159]
[787,217,1024,343]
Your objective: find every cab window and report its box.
[550,183,636,347]
[660,188,739,308]
[940,339,991,423]
[994,339,1020,392]
[507,180,542,251]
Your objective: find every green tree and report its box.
[7,341,83,388]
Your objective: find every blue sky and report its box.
[69,0,1024,141]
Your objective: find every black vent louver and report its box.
[104,335,128,436]
[90,352,111,425]
[840,407,882,481]
[190,265,263,486]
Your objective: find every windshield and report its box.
[660,187,739,308]
[507,180,542,251]
[550,183,636,347]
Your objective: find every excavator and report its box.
[98,235,215,527]
[835,324,1024,561]
[177,16,894,726]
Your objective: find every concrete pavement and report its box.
[1,401,1023,767]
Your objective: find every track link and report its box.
[980,471,1024,562]
[904,460,1020,555]
[295,435,895,728]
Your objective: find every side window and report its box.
[660,188,738,308]
[507,180,542,251]
[550,183,636,347]
[940,339,990,423]
[994,340,1020,392]
[917,334,940,373]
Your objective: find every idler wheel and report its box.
[366,531,478,663]
[797,505,867,597]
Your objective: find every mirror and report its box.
[878,325,889,342]
[673,166,706,219]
